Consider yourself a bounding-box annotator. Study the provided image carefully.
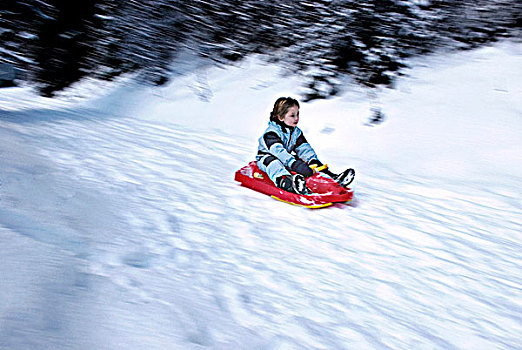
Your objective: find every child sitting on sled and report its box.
[256,96,355,195]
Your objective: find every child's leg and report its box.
[257,155,291,184]
[310,159,355,187]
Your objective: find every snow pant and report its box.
[256,154,291,185]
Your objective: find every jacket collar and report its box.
[271,120,294,133]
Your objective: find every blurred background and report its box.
[2,2,522,349]
[1,0,521,99]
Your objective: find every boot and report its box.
[276,175,294,192]
[291,173,310,195]
[276,174,310,195]
[334,168,355,187]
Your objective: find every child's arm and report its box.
[261,131,298,168]
[261,130,315,177]
[294,132,319,164]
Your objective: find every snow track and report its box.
[1,103,521,349]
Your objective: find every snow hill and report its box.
[0,41,521,349]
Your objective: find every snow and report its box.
[1,41,521,349]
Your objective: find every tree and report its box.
[1,0,520,98]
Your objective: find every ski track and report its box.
[1,108,521,350]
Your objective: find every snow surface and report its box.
[1,41,521,349]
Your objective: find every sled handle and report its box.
[310,163,328,173]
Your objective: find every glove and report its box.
[291,159,314,177]
[309,159,323,168]
[309,159,336,177]
[309,159,328,173]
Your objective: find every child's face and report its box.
[279,105,300,127]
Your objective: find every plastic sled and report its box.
[234,161,354,209]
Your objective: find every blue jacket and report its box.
[257,121,319,168]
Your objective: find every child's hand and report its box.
[291,159,313,177]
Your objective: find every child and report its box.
[256,97,355,194]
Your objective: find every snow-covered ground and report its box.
[1,41,521,349]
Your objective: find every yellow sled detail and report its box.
[270,195,333,209]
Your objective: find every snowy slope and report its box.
[0,41,521,349]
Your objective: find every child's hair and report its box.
[270,97,300,122]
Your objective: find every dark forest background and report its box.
[1,0,520,100]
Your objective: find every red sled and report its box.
[234,161,354,209]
